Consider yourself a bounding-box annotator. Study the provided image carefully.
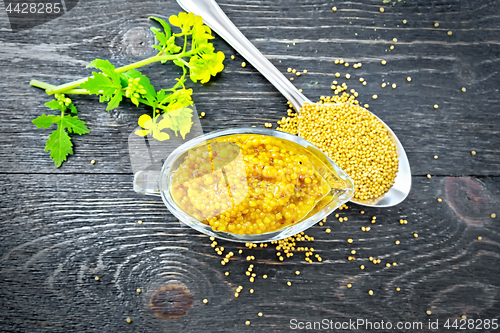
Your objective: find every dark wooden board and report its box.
[1,0,499,332]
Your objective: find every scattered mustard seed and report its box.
[393,38,398,43]
[332,6,337,11]
[200,112,206,117]
[359,78,364,82]
[287,281,292,286]
[491,213,496,218]
[263,275,268,279]
[372,94,378,99]
[347,283,352,288]
[396,287,401,291]
[245,321,251,326]
[203,299,208,304]
[335,72,340,77]
[478,236,482,241]
[360,265,365,270]
[368,290,374,295]
[434,22,439,27]
[426,310,432,315]
[362,81,367,85]
[91,159,96,164]
[462,315,467,319]
[258,312,263,317]
[138,220,143,224]
[427,174,431,178]
[462,87,466,92]
[303,69,307,74]
[241,62,246,68]
[287,68,292,72]
[295,271,300,275]
[392,83,397,89]
[390,45,394,50]
[395,240,400,245]
[437,198,442,202]
[95,276,99,281]
[351,250,356,254]
[393,262,397,266]
[347,239,353,244]
[386,263,391,267]
[250,289,254,293]
[345,74,351,79]
[325,229,331,233]
[381,83,386,88]
[434,104,439,109]
[414,233,419,238]
[471,151,476,155]
[407,77,411,82]
[126,317,131,323]
[137,288,142,293]
[402,19,407,24]
[447,31,452,35]
[434,155,438,159]
[379,7,385,12]
[381,60,387,65]
[231,55,235,60]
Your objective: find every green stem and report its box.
[45,50,198,95]
[31,79,91,95]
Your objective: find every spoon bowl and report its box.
[176,0,411,207]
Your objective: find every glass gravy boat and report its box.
[133,127,354,243]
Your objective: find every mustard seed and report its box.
[258,312,263,317]
[471,151,476,155]
[447,31,452,35]
[368,290,374,295]
[231,55,235,60]
[91,159,96,164]
[203,299,208,304]
[137,288,142,293]
[434,22,439,27]
[372,94,378,99]
[347,283,352,288]
[396,287,401,291]
[426,310,432,315]
[241,62,246,68]
[126,317,131,323]
[379,7,384,12]
[332,6,337,11]
[491,213,496,218]
[462,87,466,92]
[245,321,251,326]
[402,19,407,24]
[393,38,398,43]
[381,60,387,65]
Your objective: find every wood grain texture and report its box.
[0,0,499,332]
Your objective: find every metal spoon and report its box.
[176,0,411,207]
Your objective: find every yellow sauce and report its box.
[170,134,333,234]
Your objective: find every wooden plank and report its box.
[0,0,498,174]
[0,174,499,331]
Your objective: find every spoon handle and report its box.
[176,0,310,111]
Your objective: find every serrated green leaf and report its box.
[64,115,90,135]
[33,114,60,129]
[81,71,123,111]
[87,59,121,82]
[45,125,73,168]
[44,99,63,111]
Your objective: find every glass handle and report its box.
[133,170,162,197]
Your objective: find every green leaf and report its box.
[33,114,60,129]
[149,16,172,40]
[68,103,78,114]
[64,115,90,135]
[44,123,73,168]
[121,70,157,104]
[44,99,63,111]
[87,59,121,82]
[81,71,123,111]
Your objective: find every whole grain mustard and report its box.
[170,135,332,234]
